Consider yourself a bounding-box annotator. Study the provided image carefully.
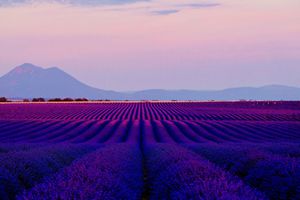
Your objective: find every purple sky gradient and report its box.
[0,0,299,91]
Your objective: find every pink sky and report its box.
[0,0,299,90]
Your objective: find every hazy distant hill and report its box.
[131,86,300,100]
[0,63,120,99]
[0,63,299,100]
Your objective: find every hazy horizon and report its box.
[1,62,300,92]
[0,0,299,91]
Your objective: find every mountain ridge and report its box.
[0,63,299,100]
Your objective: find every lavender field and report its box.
[0,101,300,200]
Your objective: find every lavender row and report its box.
[219,143,300,158]
[0,144,98,200]
[1,120,299,144]
[256,143,300,158]
[0,143,47,154]
[144,144,266,200]
[187,144,300,199]
[19,144,144,200]
[1,102,299,121]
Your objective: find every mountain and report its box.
[0,63,299,100]
[0,63,121,99]
[131,85,300,100]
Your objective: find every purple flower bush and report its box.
[187,144,262,176]
[246,156,300,200]
[188,144,300,199]
[19,144,144,200]
[0,143,44,154]
[0,143,59,155]
[258,143,300,158]
[144,144,266,200]
[0,144,97,199]
[0,168,19,200]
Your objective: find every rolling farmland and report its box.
[0,101,300,199]
[0,101,300,144]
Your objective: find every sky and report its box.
[0,0,299,91]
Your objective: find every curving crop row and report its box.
[0,144,98,199]
[258,143,300,157]
[1,120,300,144]
[1,102,299,121]
[0,143,45,154]
[1,142,299,199]
[143,144,266,200]
[19,144,143,200]
[187,144,300,200]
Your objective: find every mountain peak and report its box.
[20,63,37,67]
[10,63,43,75]
[0,63,117,99]
[18,63,42,69]
[7,64,71,78]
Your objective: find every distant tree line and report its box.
[0,97,8,102]
[0,97,89,102]
[1,97,89,102]
[22,98,89,102]
[32,98,46,102]
[48,98,89,102]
